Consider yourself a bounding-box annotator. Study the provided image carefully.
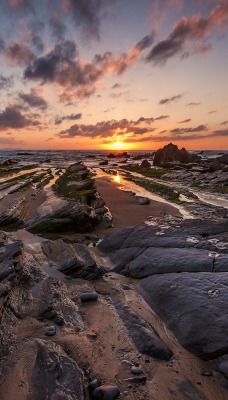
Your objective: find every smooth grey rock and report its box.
[80,293,98,302]
[136,196,150,205]
[140,272,228,360]
[45,326,56,337]
[92,385,120,400]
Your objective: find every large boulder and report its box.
[153,143,200,166]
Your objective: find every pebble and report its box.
[130,367,144,375]
[92,385,120,400]
[45,326,56,336]
[124,376,147,384]
[80,293,98,302]
[86,331,97,339]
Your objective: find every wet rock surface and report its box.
[0,215,228,399]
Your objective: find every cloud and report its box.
[111,83,121,89]
[24,33,154,100]
[170,124,208,133]
[146,1,228,64]
[61,0,116,40]
[159,94,182,104]
[178,118,191,123]
[4,40,35,66]
[49,14,67,41]
[18,88,48,110]
[187,102,201,106]
[55,113,82,125]
[0,106,40,130]
[208,109,217,114]
[57,117,159,139]
[6,0,30,9]
[0,74,14,90]
[0,136,25,146]
[220,120,228,125]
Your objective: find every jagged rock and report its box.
[154,143,201,166]
[30,339,84,400]
[113,296,173,360]
[0,284,8,297]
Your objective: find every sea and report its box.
[0,149,227,168]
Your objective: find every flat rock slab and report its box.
[140,272,228,360]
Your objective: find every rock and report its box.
[140,272,228,360]
[124,376,147,384]
[0,283,8,297]
[92,385,120,400]
[80,293,98,302]
[140,159,151,168]
[88,379,102,395]
[130,367,144,375]
[99,160,108,165]
[113,297,173,360]
[107,153,116,158]
[45,326,56,336]
[153,143,201,166]
[31,339,84,399]
[136,196,150,205]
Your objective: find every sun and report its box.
[112,141,125,150]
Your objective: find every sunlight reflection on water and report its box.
[113,172,121,184]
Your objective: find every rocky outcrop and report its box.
[98,218,228,361]
[153,143,201,166]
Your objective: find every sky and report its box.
[0,0,228,151]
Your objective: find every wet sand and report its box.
[94,176,181,236]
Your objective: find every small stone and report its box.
[88,379,101,395]
[123,391,128,396]
[86,331,97,339]
[124,376,147,384]
[92,385,120,400]
[45,326,56,336]
[200,370,212,377]
[130,367,144,375]
[80,293,98,302]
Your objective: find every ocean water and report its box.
[0,149,227,168]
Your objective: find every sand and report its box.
[94,176,181,236]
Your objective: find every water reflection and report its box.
[113,172,121,184]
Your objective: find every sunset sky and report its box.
[0,0,228,150]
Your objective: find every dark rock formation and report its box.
[154,143,201,166]
[140,159,151,168]
[98,218,228,361]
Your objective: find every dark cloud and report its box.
[0,36,5,51]
[57,117,158,139]
[220,120,228,126]
[146,2,228,64]
[55,113,82,125]
[62,0,116,40]
[0,106,40,130]
[146,38,182,64]
[6,0,33,11]
[187,102,201,106]
[30,20,45,52]
[211,129,228,137]
[159,94,182,105]
[0,74,14,90]
[18,88,48,110]
[208,109,217,114]
[135,32,155,51]
[178,118,191,123]
[112,83,121,89]
[170,124,208,134]
[49,15,67,41]
[4,40,35,66]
